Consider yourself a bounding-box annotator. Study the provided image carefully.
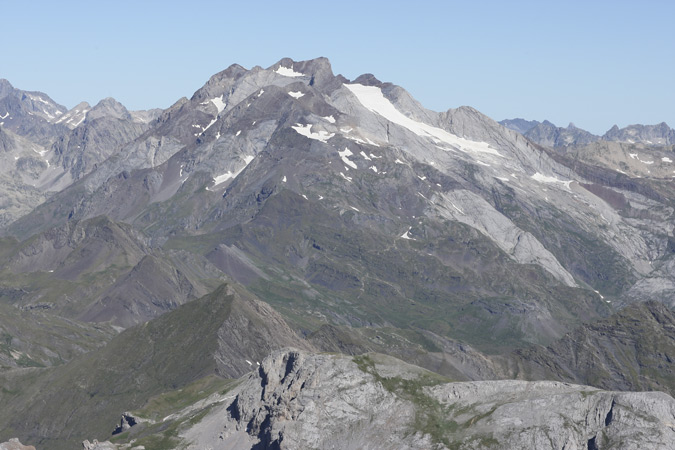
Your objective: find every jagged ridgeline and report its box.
[0,58,673,449]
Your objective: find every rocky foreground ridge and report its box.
[90,349,675,450]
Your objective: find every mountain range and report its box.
[0,57,674,449]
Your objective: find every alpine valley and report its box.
[0,58,673,449]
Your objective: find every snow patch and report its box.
[0,112,9,119]
[400,228,415,240]
[288,91,305,99]
[628,152,654,164]
[292,123,335,142]
[302,194,308,200]
[395,159,405,165]
[282,176,287,182]
[369,165,378,173]
[339,148,358,169]
[662,157,672,163]
[340,127,353,133]
[211,95,226,113]
[212,155,255,186]
[339,172,352,182]
[360,151,372,161]
[258,89,264,97]
[350,206,360,212]
[202,117,218,133]
[531,173,572,189]
[322,115,336,123]
[236,130,241,136]
[345,84,502,157]
[72,115,86,127]
[275,65,304,77]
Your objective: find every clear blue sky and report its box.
[2,0,673,134]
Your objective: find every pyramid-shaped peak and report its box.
[72,101,92,110]
[86,97,132,122]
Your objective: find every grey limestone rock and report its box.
[181,349,675,449]
[0,439,35,450]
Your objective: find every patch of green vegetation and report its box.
[353,354,456,447]
[131,421,182,450]
[134,375,237,421]
[16,354,43,368]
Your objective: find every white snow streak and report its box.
[339,148,358,169]
[212,155,255,186]
[344,84,502,157]
[322,115,336,123]
[628,153,654,164]
[531,173,573,189]
[339,172,352,182]
[288,91,305,99]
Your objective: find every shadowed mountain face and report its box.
[0,284,313,449]
[0,58,673,448]
[509,301,675,396]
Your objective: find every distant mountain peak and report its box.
[502,118,674,148]
[351,73,383,87]
[86,97,132,122]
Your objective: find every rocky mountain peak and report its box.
[351,72,383,87]
[0,78,14,99]
[85,97,132,123]
[603,121,674,145]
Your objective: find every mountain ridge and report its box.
[0,57,673,448]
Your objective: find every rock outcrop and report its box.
[0,439,35,450]
[179,349,675,449]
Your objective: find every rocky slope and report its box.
[8,57,663,355]
[103,349,675,450]
[509,301,675,396]
[0,58,674,448]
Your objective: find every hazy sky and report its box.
[2,0,673,134]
